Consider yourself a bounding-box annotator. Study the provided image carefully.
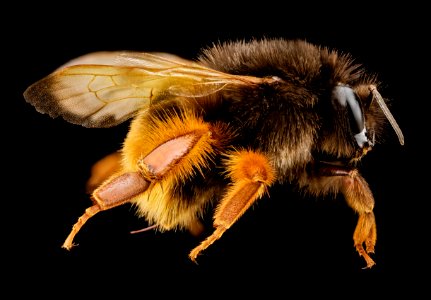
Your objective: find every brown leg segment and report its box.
[189,150,275,262]
[62,130,211,250]
[341,170,377,268]
[186,220,205,237]
[86,151,122,193]
[62,172,151,250]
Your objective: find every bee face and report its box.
[318,84,373,165]
[24,38,403,268]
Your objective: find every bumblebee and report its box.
[24,38,404,268]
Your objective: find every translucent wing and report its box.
[58,51,192,69]
[24,51,272,128]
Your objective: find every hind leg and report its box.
[63,111,229,249]
[86,151,122,193]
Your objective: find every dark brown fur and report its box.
[193,39,386,185]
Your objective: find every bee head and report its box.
[317,82,403,167]
[332,84,372,150]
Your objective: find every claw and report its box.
[356,243,376,269]
[363,257,376,269]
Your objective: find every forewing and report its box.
[115,52,269,97]
[24,51,271,128]
[58,51,192,69]
[24,65,167,128]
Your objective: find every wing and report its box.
[24,51,274,128]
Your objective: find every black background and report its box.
[5,3,428,296]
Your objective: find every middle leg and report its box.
[189,150,276,261]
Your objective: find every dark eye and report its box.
[332,85,369,148]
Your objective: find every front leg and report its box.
[341,170,377,269]
[317,165,377,268]
[189,150,276,261]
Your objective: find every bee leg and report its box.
[63,125,217,250]
[341,170,377,268]
[86,151,122,193]
[63,172,151,250]
[187,220,205,237]
[189,150,275,262]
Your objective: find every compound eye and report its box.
[332,85,369,148]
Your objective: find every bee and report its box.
[24,38,404,268]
